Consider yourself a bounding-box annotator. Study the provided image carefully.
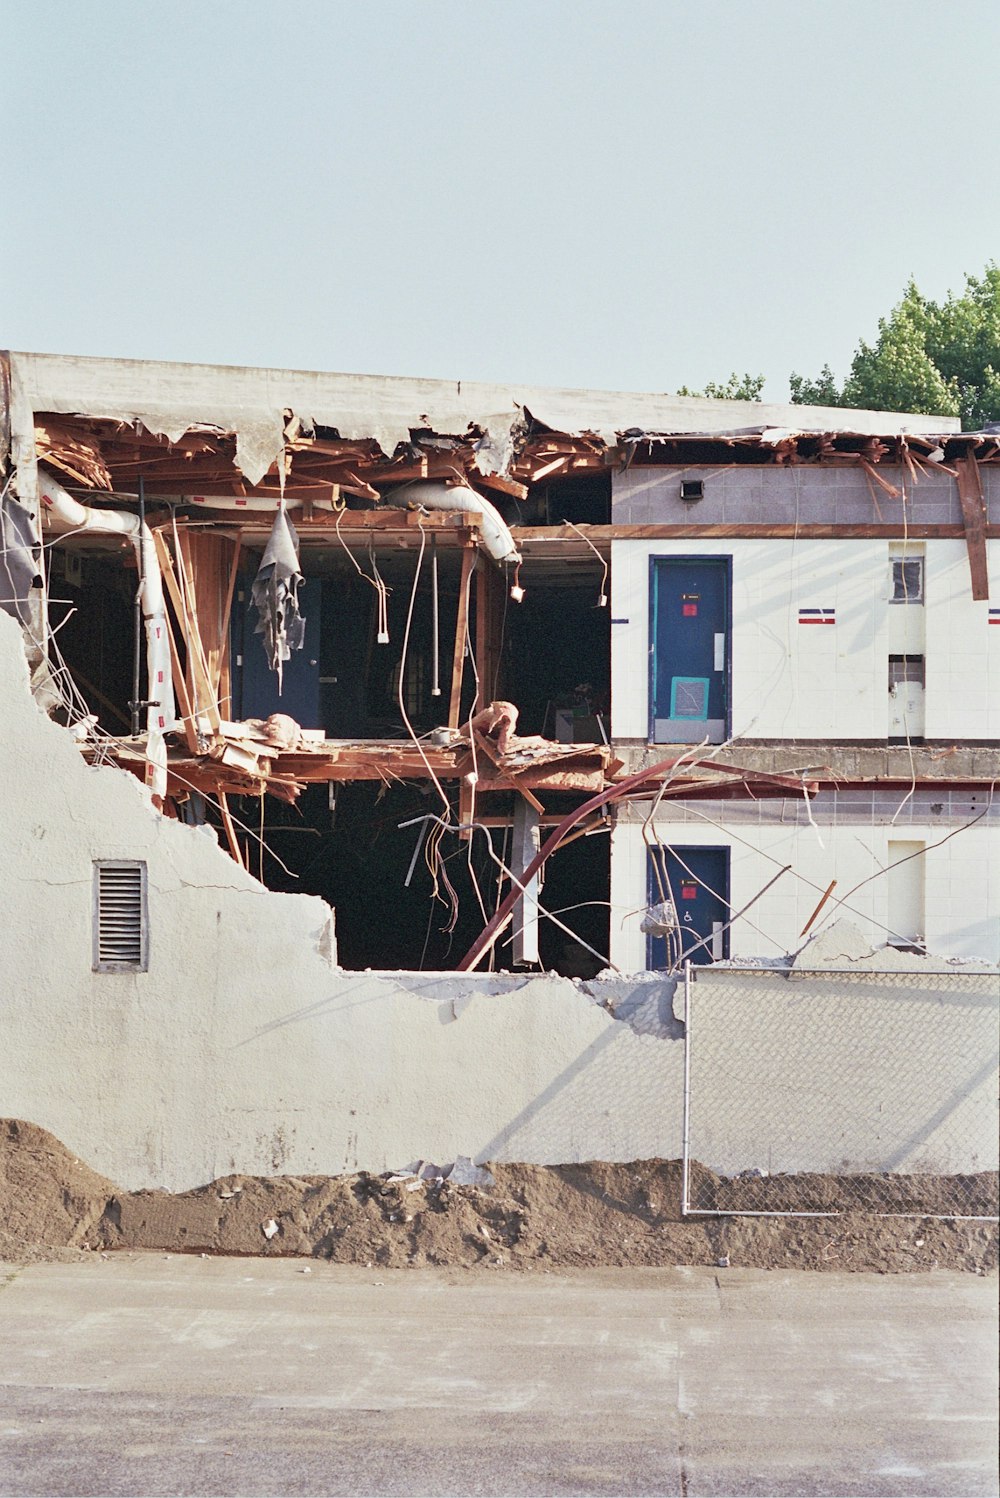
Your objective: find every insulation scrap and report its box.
[251,507,306,689]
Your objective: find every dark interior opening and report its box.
[503,567,610,739]
[241,780,610,975]
[232,545,475,735]
[513,471,612,528]
[47,544,135,732]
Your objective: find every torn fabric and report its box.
[251,507,306,691]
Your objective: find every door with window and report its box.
[647,845,730,968]
[650,557,730,743]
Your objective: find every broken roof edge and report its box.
[8,349,962,482]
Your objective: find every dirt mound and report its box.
[1,1122,996,1273]
[0,1119,119,1261]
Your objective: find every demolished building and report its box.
[1,349,998,980]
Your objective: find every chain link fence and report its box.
[680,965,1000,1222]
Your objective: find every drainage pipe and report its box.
[37,469,177,737]
[386,480,521,565]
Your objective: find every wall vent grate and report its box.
[93,861,148,972]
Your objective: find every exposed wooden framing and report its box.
[473,471,529,501]
[216,537,242,716]
[448,546,476,730]
[474,558,503,701]
[955,457,990,601]
[151,530,222,734]
[471,732,545,814]
[161,609,200,754]
[174,529,237,702]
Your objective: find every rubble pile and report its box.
[1,1121,995,1275]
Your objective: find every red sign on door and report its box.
[681,883,698,900]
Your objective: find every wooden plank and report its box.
[152,531,222,734]
[472,732,545,814]
[161,610,199,754]
[217,792,245,868]
[175,529,235,701]
[475,558,503,701]
[955,457,990,601]
[215,538,242,716]
[448,546,475,730]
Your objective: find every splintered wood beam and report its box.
[161,610,200,754]
[471,731,545,815]
[448,546,475,730]
[955,457,990,601]
[216,537,242,717]
[152,530,222,734]
[217,792,245,868]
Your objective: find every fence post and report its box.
[681,960,691,1217]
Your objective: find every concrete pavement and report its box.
[0,1255,995,1496]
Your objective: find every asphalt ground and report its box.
[0,1256,995,1497]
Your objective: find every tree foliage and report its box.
[790,265,1000,430]
[676,371,766,402]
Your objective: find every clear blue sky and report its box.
[2,0,997,401]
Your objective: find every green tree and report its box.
[790,265,1000,429]
[676,372,766,402]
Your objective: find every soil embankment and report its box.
[1,1119,996,1274]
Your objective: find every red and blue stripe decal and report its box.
[798,608,836,625]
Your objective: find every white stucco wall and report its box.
[610,537,1000,742]
[1,610,995,1192]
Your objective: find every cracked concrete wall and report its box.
[1,610,995,1191]
[0,612,683,1190]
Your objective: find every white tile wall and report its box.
[611,537,999,742]
[609,816,999,968]
[924,540,1000,740]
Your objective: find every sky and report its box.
[2,0,998,403]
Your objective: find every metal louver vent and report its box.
[93,861,148,972]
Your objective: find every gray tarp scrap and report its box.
[0,492,41,625]
[251,506,306,690]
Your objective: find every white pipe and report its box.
[38,469,177,741]
[387,480,521,564]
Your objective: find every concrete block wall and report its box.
[610,536,1000,742]
[612,462,998,527]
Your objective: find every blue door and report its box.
[647,845,730,968]
[232,578,322,728]
[650,557,729,743]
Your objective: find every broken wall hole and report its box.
[238,780,610,977]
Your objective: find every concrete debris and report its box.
[795,918,998,974]
[448,1156,495,1188]
[261,1218,279,1240]
[640,901,677,936]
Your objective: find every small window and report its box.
[93,861,148,972]
[890,558,923,604]
[888,655,925,689]
[669,676,710,719]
